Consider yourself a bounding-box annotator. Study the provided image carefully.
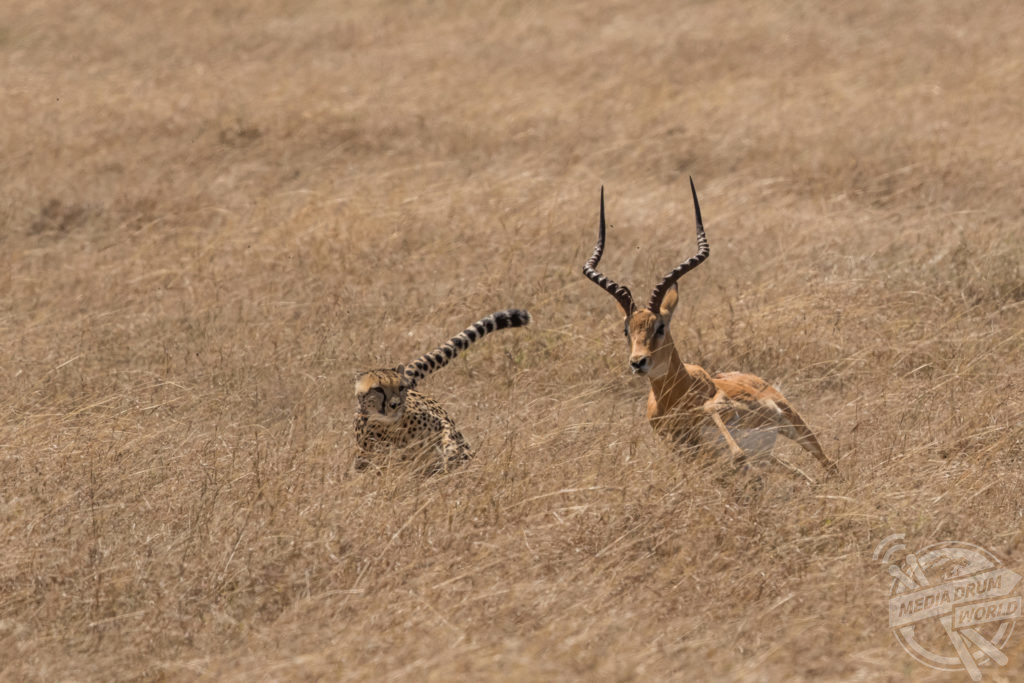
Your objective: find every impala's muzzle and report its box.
[629,355,651,375]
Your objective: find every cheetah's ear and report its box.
[395,364,414,387]
[397,365,417,389]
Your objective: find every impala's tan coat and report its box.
[585,180,837,475]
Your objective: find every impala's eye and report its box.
[655,323,666,337]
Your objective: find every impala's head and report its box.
[582,178,709,378]
[354,366,413,423]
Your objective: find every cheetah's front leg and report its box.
[436,424,472,473]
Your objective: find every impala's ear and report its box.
[616,299,632,319]
[659,284,679,319]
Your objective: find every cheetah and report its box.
[354,308,531,474]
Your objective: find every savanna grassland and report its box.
[2,1,1023,680]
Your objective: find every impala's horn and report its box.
[582,186,636,314]
[647,177,709,313]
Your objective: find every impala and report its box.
[582,179,837,476]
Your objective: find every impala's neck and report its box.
[646,335,708,415]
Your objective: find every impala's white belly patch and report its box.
[701,421,778,457]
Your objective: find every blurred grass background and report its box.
[1,0,1022,679]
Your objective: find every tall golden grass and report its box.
[2,0,1022,679]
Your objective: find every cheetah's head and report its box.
[354,366,412,423]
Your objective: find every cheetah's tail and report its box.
[402,309,531,385]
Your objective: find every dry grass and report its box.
[2,0,1023,680]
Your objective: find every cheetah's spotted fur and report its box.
[354,309,530,474]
